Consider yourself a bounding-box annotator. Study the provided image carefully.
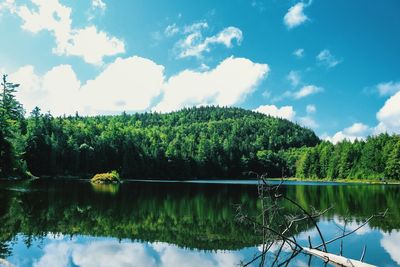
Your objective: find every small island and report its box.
[90,171,121,184]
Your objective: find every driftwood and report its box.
[301,247,376,267]
[237,173,388,267]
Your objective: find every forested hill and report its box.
[2,74,399,181]
[22,106,319,178]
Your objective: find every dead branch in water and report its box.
[236,173,388,267]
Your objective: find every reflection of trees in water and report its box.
[0,180,399,259]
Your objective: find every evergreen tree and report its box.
[0,74,25,177]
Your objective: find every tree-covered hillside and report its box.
[22,106,319,178]
[1,74,400,180]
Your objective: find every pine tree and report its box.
[0,74,25,177]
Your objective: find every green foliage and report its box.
[21,106,319,178]
[385,140,400,180]
[293,134,400,180]
[0,75,26,178]
[1,75,399,180]
[91,170,121,184]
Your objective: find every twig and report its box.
[314,209,388,249]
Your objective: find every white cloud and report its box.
[183,22,208,33]
[10,64,81,116]
[381,231,400,265]
[80,56,165,114]
[324,122,371,144]
[316,49,342,68]
[287,70,301,87]
[284,2,309,29]
[254,105,296,121]
[306,104,316,114]
[64,26,125,65]
[10,56,268,116]
[16,0,124,65]
[293,48,304,58]
[165,23,179,37]
[344,122,370,136]
[376,81,400,96]
[92,0,106,11]
[299,116,318,129]
[375,91,400,134]
[0,0,16,14]
[293,85,323,99]
[154,56,268,112]
[176,25,242,59]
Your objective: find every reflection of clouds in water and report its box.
[33,239,246,267]
[332,216,372,236]
[72,242,159,267]
[34,242,71,267]
[257,241,292,253]
[381,230,400,265]
[296,228,319,241]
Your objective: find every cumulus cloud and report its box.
[376,81,400,96]
[316,49,342,68]
[293,85,323,99]
[253,105,296,121]
[10,64,81,116]
[81,56,165,114]
[375,91,400,134]
[344,122,370,136]
[324,122,371,144]
[16,0,124,65]
[293,48,304,58]
[283,2,310,29]
[175,22,242,59]
[154,56,268,112]
[10,56,268,116]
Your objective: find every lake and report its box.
[0,179,399,266]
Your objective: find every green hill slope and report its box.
[24,106,319,178]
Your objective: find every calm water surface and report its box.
[0,179,399,266]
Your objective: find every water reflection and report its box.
[381,231,400,265]
[90,183,120,195]
[0,179,399,266]
[10,235,250,267]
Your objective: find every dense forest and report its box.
[1,74,400,180]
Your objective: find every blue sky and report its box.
[0,0,399,142]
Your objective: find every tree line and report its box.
[0,74,399,180]
[295,135,400,180]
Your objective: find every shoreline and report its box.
[1,176,399,185]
